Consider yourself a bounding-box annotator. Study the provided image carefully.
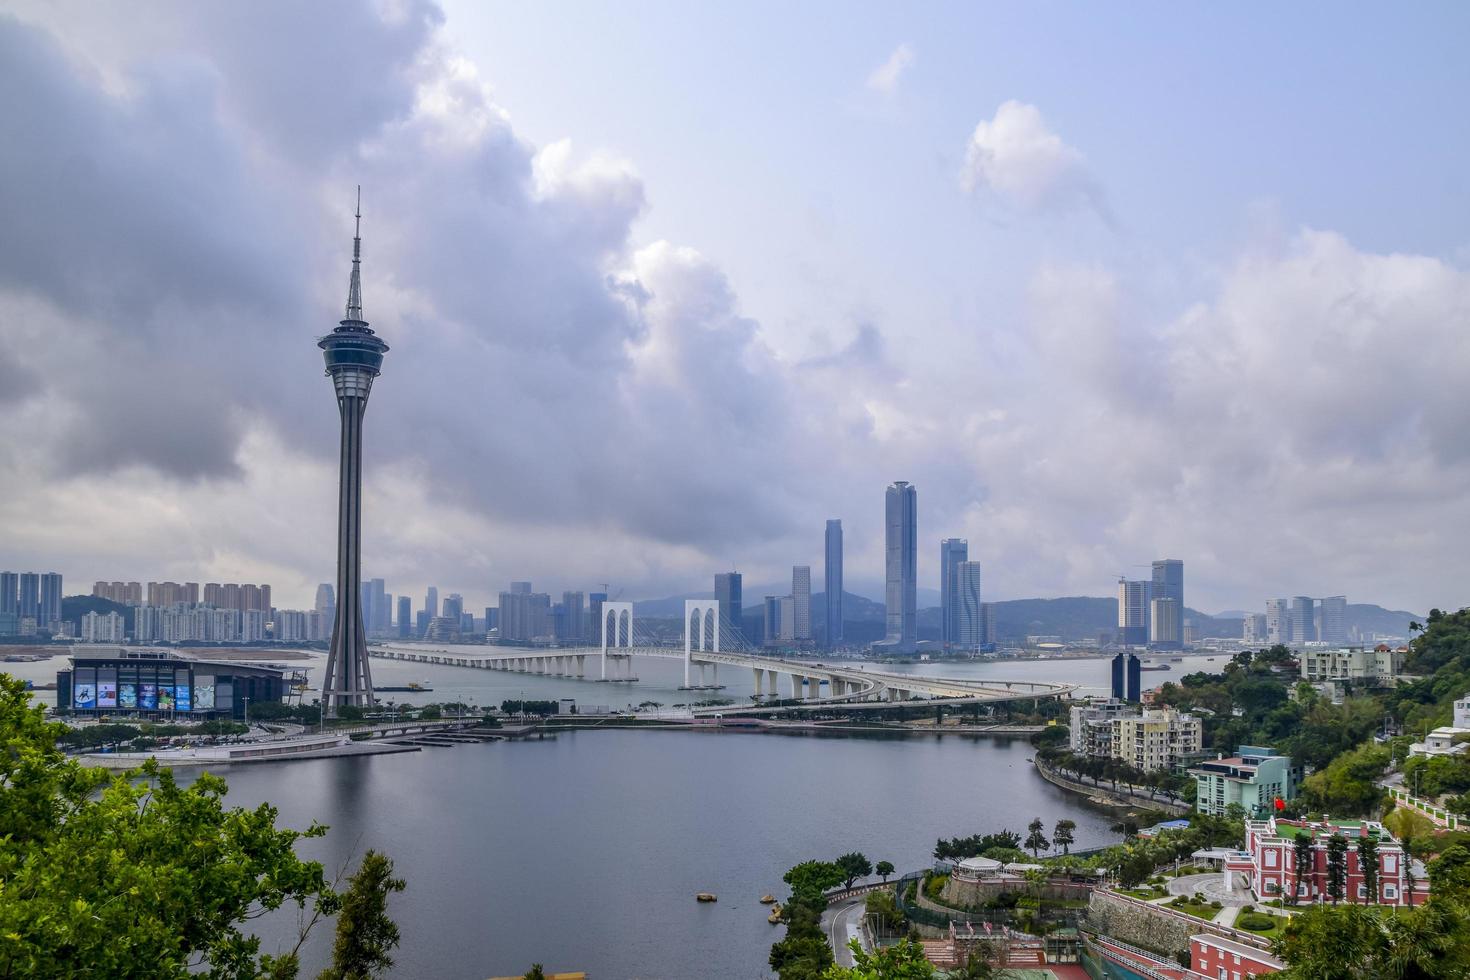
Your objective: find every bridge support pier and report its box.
[576,655,585,678]
[768,670,779,697]
[789,673,801,699]
[753,668,764,696]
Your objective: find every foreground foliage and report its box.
[0,674,402,979]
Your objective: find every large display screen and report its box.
[139,683,157,710]
[158,686,175,711]
[175,686,192,711]
[97,681,117,708]
[119,683,137,709]
[194,678,216,710]
[73,682,96,710]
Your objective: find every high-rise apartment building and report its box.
[39,573,62,629]
[1291,596,1316,644]
[779,596,796,642]
[0,572,17,617]
[425,586,440,620]
[1117,579,1151,646]
[18,574,40,626]
[1150,597,1182,649]
[940,538,969,648]
[980,602,997,647]
[792,566,811,641]
[824,519,843,648]
[92,582,143,605]
[80,611,125,643]
[714,573,742,644]
[1150,559,1184,649]
[498,587,551,643]
[1266,598,1291,645]
[1243,613,1269,645]
[397,595,412,638]
[955,560,984,650]
[1318,595,1347,645]
[884,481,918,652]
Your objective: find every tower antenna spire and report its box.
[345,185,364,322]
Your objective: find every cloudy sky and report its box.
[1,1,1467,615]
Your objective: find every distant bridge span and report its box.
[369,598,1075,712]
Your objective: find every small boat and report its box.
[759,894,778,905]
[696,892,718,903]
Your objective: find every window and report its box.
[1384,885,1398,899]
[1384,855,1397,873]
[1357,885,1366,898]
[1265,850,1277,867]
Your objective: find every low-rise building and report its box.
[1068,698,1132,755]
[1188,934,1284,978]
[1191,745,1301,818]
[1299,646,1402,688]
[57,646,302,719]
[1409,691,1470,759]
[1242,816,1429,907]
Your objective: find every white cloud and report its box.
[961,100,1108,219]
[866,42,914,94]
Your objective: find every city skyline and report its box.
[1,4,1466,617]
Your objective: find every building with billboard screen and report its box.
[57,647,302,720]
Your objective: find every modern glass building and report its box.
[940,538,968,648]
[1116,578,1150,647]
[884,481,917,653]
[714,572,742,644]
[824,519,843,648]
[1149,559,1183,649]
[791,566,811,641]
[57,647,299,719]
[955,560,983,651]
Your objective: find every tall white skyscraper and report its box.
[792,566,811,641]
[825,519,843,648]
[885,482,917,653]
[1266,598,1291,645]
[1149,559,1184,649]
[940,539,968,648]
[1291,596,1316,644]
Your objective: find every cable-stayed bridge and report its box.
[370,600,1075,715]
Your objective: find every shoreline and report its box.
[1032,756,1189,815]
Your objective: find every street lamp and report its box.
[243,696,250,728]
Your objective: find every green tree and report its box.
[1117,849,1155,889]
[522,966,546,980]
[1356,835,1380,905]
[0,674,337,979]
[823,937,935,979]
[836,852,874,890]
[863,889,906,933]
[1052,819,1076,855]
[1024,817,1051,857]
[319,850,406,980]
[876,860,895,882]
[1301,742,1390,816]
[1325,834,1348,904]
[1292,832,1314,905]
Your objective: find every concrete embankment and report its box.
[1032,757,1189,815]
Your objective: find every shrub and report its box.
[1237,912,1276,932]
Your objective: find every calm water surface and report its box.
[213,729,1123,979]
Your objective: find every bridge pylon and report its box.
[682,598,719,688]
[600,601,635,680]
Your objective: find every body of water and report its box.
[209,728,1125,979]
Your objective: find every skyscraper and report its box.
[315,584,335,624]
[1111,650,1141,703]
[1150,559,1184,649]
[955,560,983,650]
[1150,598,1181,649]
[1291,596,1316,644]
[1265,598,1290,645]
[18,573,39,625]
[0,572,17,617]
[714,572,743,644]
[940,538,969,648]
[1117,579,1150,646]
[824,519,843,648]
[763,595,781,648]
[885,481,917,652]
[425,585,440,620]
[397,595,412,638]
[39,572,62,630]
[792,565,811,641]
[319,191,389,717]
[443,593,464,622]
[1319,595,1347,645]
[560,591,585,643]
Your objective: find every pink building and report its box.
[1242,817,1429,907]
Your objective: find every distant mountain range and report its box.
[631,591,1422,643]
